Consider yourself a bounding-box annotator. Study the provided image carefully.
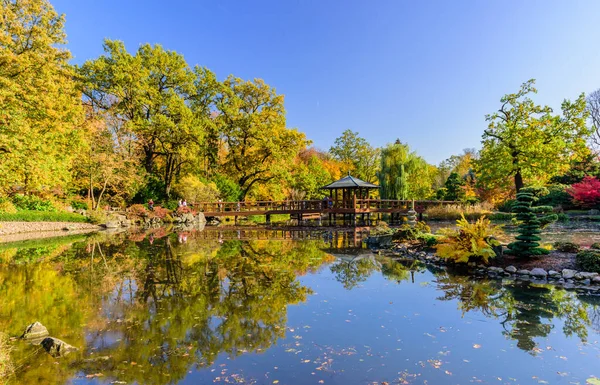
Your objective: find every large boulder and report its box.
[196,212,206,223]
[41,337,77,357]
[182,213,195,223]
[20,322,49,343]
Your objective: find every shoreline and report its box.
[0,222,102,243]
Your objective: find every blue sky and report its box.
[52,0,600,164]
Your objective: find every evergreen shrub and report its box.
[506,188,557,257]
[576,250,600,273]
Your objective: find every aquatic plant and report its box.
[435,215,501,264]
[506,188,558,257]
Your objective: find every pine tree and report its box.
[506,188,558,257]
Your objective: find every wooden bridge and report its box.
[192,175,456,225]
[193,198,456,223]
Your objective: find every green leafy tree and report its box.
[215,77,307,199]
[377,140,434,199]
[443,172,464,201]
[79,40,202,197]
[329,129,380,183]
[476,79,590,192]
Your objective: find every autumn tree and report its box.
[72,113,142,209]
[476,79,590,193]
[79,40,202,197]
[329,129,380,183]
[286,148,336,199]
[0,0,85,192]
[214,76,307,200]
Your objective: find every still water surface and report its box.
[1,229,599,384]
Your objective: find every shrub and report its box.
[567,176,600,208]
[129,204,148,217]
[87,210,108,224]
[537,184,572,209]
[497,199,516,213]
[435,215,501,264]
[393,222,431,241]
[0,200,17,213]
[70,199,89,211]
[424,202,494,221]
[370,221,393,236]
[416,233,441,247]
[553,242,581,253]
[150,206,170,219]
[11,194,56,211]
[576,250,600,273]
[506,188,557,258]
[591,243,600,250]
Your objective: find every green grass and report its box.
[0,210,90,223]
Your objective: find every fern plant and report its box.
[435,215,501,264]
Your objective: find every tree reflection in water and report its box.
[435,272,590,353]
[1,233,333,384]
[0,233,597,384]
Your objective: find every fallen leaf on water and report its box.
[472,344,481,349]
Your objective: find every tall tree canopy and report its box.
[476,79,590,192]
[78,40,203,197]
[377,140,434,199]
[0,0,85,192]
[329,129,380,183]
[215,77,307,200]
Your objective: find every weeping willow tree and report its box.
[377,140,433,199]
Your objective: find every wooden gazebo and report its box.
[320,174,379,209]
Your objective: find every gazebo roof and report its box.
[320,174,379,190]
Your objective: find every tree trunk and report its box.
[144,143,155,174]
[514,170,524,192]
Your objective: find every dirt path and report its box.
[0,222,102,243]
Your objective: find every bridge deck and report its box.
[194,199,456,217]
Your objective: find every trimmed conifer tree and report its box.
[506,187,558,257]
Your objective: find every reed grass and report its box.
[424,202,494,221]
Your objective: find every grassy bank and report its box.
[0,211,89,223]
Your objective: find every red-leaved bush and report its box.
[567,176,600,208]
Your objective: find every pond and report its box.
[1,229,599,384]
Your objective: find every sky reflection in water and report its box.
[0,229,599,385]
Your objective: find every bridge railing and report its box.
[193,199,458,213]
[194,199,326,213]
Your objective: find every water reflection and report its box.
[0,230,598,384]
